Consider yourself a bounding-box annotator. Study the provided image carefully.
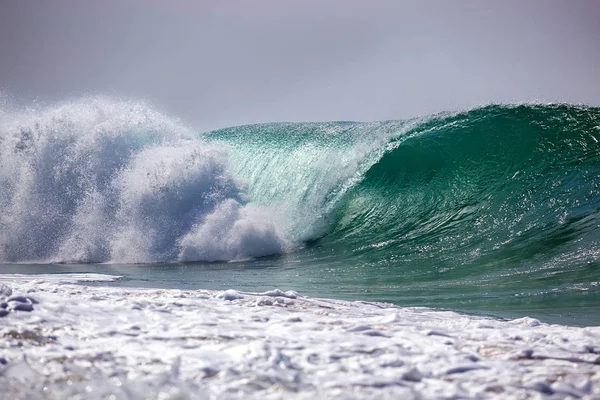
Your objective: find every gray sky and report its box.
[1,0,599,131]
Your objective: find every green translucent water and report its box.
[202,104,600,325]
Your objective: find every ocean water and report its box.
[1,98,599,326]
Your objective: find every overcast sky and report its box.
[1,0,599,131]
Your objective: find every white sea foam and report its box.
[179,199,286,262]
[0,274,598,399]
[0,98,286,263]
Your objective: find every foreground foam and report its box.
[0,273,121,284]
[1,275,598,399]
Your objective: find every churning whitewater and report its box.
[0,98,290,263]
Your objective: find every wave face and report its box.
[209,104,600,267]
[328,104,600,266]
[205,103,600,319]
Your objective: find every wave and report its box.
[1,98,600,279]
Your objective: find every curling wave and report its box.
[1,98,600,282]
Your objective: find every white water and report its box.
[0,274,599,399]
[1,97,441,264]
[0,98,288,263]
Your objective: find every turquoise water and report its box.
[1,100,599,326]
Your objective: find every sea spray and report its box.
[0,98,287,262]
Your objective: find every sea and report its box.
[1,98,599,327]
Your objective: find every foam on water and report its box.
[0,274,599,399]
